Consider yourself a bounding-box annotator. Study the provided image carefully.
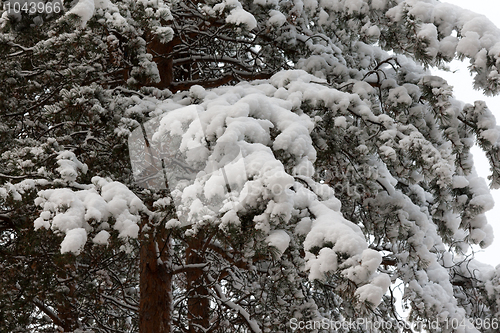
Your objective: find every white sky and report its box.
[435,0,500,266]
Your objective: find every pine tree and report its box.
[2,0,500,332]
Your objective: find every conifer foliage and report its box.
[2,0,500,332]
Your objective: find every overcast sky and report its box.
[435,0,500,266]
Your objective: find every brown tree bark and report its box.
[139,215,172,333]
[54,263,79,332]
[146,36,174,89]
[186,231,210,332]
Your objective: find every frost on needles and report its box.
[2,0,500,332]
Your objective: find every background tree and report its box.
[2,0,500,332]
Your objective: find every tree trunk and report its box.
[139,215,172,333]
[55,264,79,332]
[186,231,210,332]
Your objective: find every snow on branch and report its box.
[34,176,148,254]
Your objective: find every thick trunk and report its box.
[139,216,172,333]
[186,231,210,332]
[57,296,78,332]
[55,264,79,332]
[146,36,174,89]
